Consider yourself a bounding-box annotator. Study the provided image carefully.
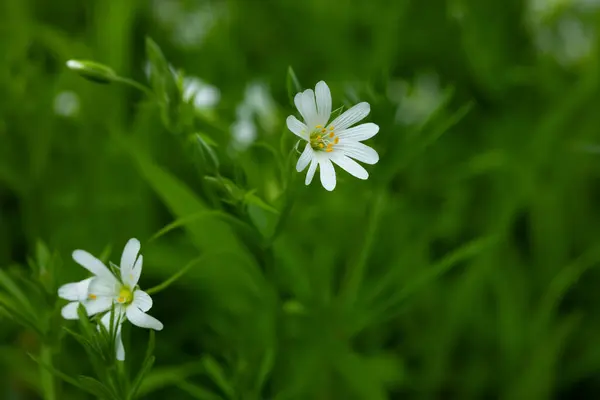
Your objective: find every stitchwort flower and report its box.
[286,81,379,191]
[58,238,163,360]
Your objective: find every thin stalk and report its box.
[39,344,56,400]
[112,76,155,98]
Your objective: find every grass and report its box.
[2,0,600,398]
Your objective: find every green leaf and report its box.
[129,355,156,399]
[255,347,275,393]
[128,144,253,265]
[329,105,345,121]
[29,353,87,392]
[146,256,204,295]
[145,37,180,131]
[286,66,302,106]
[78,376,119,400]
[66,60,117,84]
[178,381,224,400]
[244,191,279,215]
[195,133,220,173]
[136,362,205,397]
[201,356,234,399]
[0,269,37,318]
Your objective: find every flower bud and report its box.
[66,60,116,84]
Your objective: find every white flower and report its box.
[58,238,163,360]
[286,81,379,191]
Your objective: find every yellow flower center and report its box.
[309,125,338,152]
[116,286,133,305]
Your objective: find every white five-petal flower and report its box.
[286,81,379,191]
[58,238,163,360]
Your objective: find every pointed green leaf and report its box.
[286,66,302,106]
[202,356,234,399]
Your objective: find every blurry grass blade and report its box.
[286,66,302,105]
[536,245,600,330]
[195,133,220,172]
[148,211,256,246]
[77,376,119,400]
[66,60,116,84]
[29,353,87,392]
[255,347,275,393]
[244,191,279,215]
[129,143,252,260]
[178,381,224,400]
[130,356,156,399]
[371,236,497,323]
[505,315,579,400]
[0,292,39,333]
[201,356,234,399]
[340,190,386,305]
[145,37,180,130]
[330,105,345,120]
[0,269,37,317]
[146,256,204,295]
[137,362,205,397]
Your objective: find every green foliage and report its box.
[3,0,600,399]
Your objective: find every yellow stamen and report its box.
[116,287,133,304]
[326,148,333,153]
[329,132,335,138]
[329,126,334,130]
[316,125,323,129]
[318,143,324,149]
[316,135,322,140]
[327,143,333,149]
[88,294,97,300]
[322,129,327,133]
[334,137,339,144]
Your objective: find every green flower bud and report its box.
[66,60,116,84]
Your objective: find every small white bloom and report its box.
[286,81,379,191]
[58,238,163,360]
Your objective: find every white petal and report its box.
[100,307,125,328]
[286,116,308,140]
[305,157,318,185]
[315,81,331,127]
[328,102,370,131]
[115,327,125,361]
[318,156,336,191]
[337,141,379,165]
[72,250,116,282]
[58,278,93,301]
[337,123,379,141]
[294,92,305,121]
[126,306,164,331]
[330,153,368,180]
[88,277,119,298]
[84,297,113,316]
[61,302,81,320]
[132,290,153,312]
[296,143,314,172]
[120,238,140,283]
[301,89,318,128]
[129,255,143,288]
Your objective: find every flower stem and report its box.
[112,76,155,98]
[39,344,56,400]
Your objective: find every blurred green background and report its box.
[3,0,600,398]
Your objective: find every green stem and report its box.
[40,345,56,400]
[340,189,386,306]
[112,76,155,98]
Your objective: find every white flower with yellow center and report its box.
[286,81,379,191]
[58,238,163,360]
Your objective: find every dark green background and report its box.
[2,0,600,398]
